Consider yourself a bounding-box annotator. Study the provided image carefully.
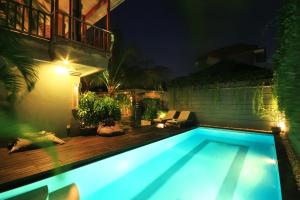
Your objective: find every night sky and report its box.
[110,0,282,77]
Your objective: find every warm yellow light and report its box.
[156,123,165,128]
[159,113,166,119]
[264,157,277,165]
[278,121,286,132]
[73,84,79,108]
[63,59,70,65]
[55,66,69,75]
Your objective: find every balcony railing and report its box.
[57,11,111,51]
[0,0,112,52]
[0,0,51,39]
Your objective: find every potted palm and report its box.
[96,96,123,136]
[77,92,100,135]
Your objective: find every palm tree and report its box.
[87,48,137,96]
[0,2,38,146]
[84,50,170,95]
[82,29,170,95]
[0,2,38,105]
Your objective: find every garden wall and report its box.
[167,84,273,131]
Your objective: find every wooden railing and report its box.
[0,0,112,51]
[57,11,112,51]
[0,0,51,39]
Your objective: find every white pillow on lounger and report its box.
[9,131,65,153]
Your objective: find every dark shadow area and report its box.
[275,136,300,199]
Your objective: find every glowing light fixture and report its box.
[63,58,70,65]
[264,158,277,165]
[278,121,286,132]
[55,66,69,75]
[156,123,165,128]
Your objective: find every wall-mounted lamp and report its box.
[54,58,81,76]
[55,66,69,75]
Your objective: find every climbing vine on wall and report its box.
[273,0,300,154]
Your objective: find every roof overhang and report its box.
[35,59,104,77]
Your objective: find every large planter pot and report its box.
[80,126,98,135]
[271,126,281,135]
[97,121,125,137]
[141,120,152,126]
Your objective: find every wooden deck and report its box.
[0,126,192,192]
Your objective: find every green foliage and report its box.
[273,0,300,149]
[253,87,284,127]
[94,96,121,122]
[142,98,160,120]
[77,92,121,126]
[77,92,100,126]
[116,93,132,110]
[0,17,38,104]
[252,86,265,117]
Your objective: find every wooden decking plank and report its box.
[0,127,191,190]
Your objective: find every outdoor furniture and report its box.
[49,183,79,200]
[153,110,177,123]
[7,185,48,200]
[9,131,65,153]
[165,111,191,128]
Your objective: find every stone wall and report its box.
[168,85,273,131]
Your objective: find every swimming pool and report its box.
[0,127,281,200]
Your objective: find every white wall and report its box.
[16,62,80,137]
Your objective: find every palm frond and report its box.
[0,29,38,93]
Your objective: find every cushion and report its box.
[7,185,48,200]
[49,183,79,200]
[9,131,65,153]
[97,122,124,136]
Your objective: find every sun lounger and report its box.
[165,111,191,128]
[153,110,177,123]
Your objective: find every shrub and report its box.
[94,96,121,122]
[78,92,121,126]
[77,92,100,126]
[142,98,160,120]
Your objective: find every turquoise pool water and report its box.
[0,127,281,200]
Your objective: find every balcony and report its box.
[0,0,113,53]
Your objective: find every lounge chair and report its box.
[165,111,191,128]
[153,110,177,123]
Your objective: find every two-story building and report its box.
[1,0,125,136]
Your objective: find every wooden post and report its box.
[36,11,40,36]
[69,0,72,39]
[62,13,65,38]
[28,0,32,34]
[106,0,110,50]
[22,5,25,31]
[106,0,110,31]
[50,0,54,40]
[49,0,56,60]
[82,15,87,43]
[55,0,59,39]
[43,14,46,37]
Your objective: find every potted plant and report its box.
[94,96,121,123]
[77,92,100,135]
[96,96,124,135]
[141,98,159,126]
